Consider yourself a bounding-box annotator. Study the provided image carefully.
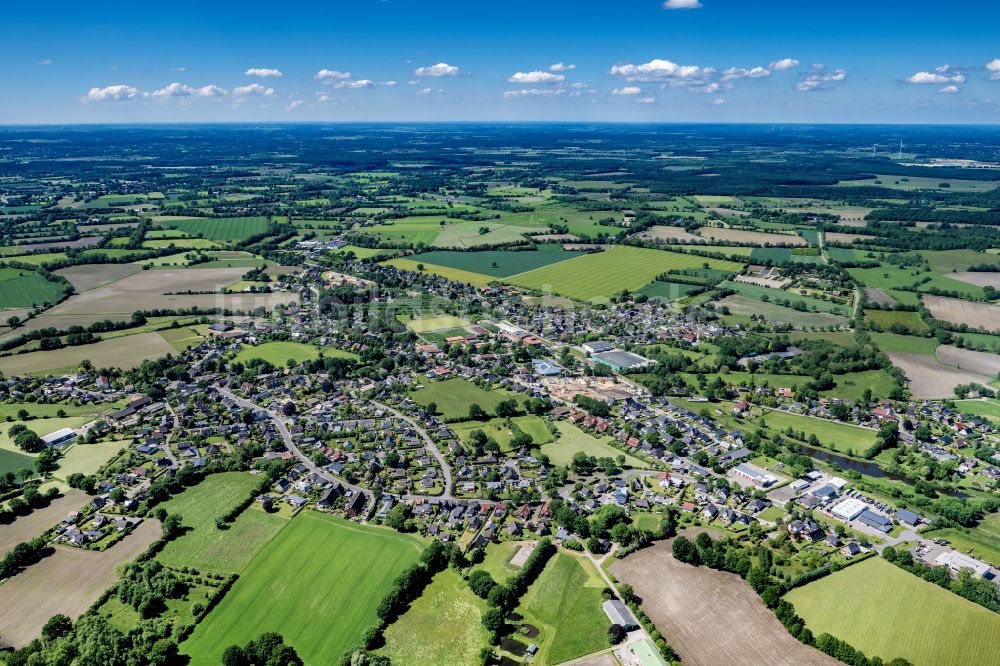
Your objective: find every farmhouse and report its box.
[602,599,639,631]
[934,551,992,578]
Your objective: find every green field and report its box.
[405,249,582,278]
[919,249,1000,273]
[157,216,272,242]
[718,294,849,329]
[411,378,521,421]
[0,448,35,476]
[954,399,1000,422]
[182,511,425,665]
[52,440,127,480]
[156,472,288,573]
[401,314,470,333]
[473,541,521,584]
[0,267,66,308]
[233,341,321,366]
[380,567,488,666]
[541,422,648,468]
[786,557,1000,666]
[0,402,99,419]
[864,309,928,334]
[383,257,495,287]
[638,280,703,301]
[721,281,849,315]
[451,416,554,452]
[756,408,877,454]
[514,552,612,665]
[507,246,742,302]
[869,332,939,355]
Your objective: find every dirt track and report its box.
[0,518,160,649]
[609,536,842,666]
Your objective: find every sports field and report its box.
[156,472,289,573]
[541,422,648,468]
[506,246,742,302]
[157,216,271,242]
[380,567,488,666]
[786,557,1000,666]
[182,511,425,665]
[514,552,611,664]
[233,341,321,366]
[0,268,66,308]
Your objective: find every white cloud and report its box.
[694,82,721,94]
[334,79,374,89]
[414,62,459,77]
[721,66,771,82]
[713,97,726,105]
[149,82,227,98]
[549,62,576,72]
[316,93,332,103]
[905,65,965,84]
[507,71,565,84]
[503,88,566,99]
[383,80,398,87]
[613,86,643,95]
[797,67,847,92]
[415,87,439,96]
[770,58,799,71]
[663,0,702,8]
[245,68,282,77]
[315,69,352,81]
[988,59,1000,80]
[637,96,656,104]
[232,83,274,96]
[81,84,139,102]
[939,85,961,94]
[37,59,52,65]
[611,58,713,84]
[286,100,304,111]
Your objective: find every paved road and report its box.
[213,385,372,502]
[371,400,456,501]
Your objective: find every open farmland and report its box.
[0,268,66,308]
[717,295,849,328]
[52,440,127,480]
[936,345,1000,377]
[514,551,611,665]
[786,557,1000,666]
[923,295,1000,331]
[0,489,87,554]
[432,221,546,248]
[53,263,142,292]
[635,225,702,243]
[887,352,994,399]
[156,216,271,242]
[405,248,582,278]
[697,227,807,246]
[721,281,849,315]
[506,246,742,302]
[182,511,425,665]
[610,535,840,666]
[0,518,160,650]
[156,472,289,573]
[0,448,38,476]
[949,272,1000,289]
[383,257,495,287]
[0,332,175,375]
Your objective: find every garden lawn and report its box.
[380,567,488,666]
[542,422,649,468]
[156,472,284,573]
[514,552,612,665]
[182,511,425,665]
[412,378,520,421]
[507,246,742,302]
[785,557,1000,666]
[233,341,321,366]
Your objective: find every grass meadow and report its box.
[0,268,66,308]
[411,378,523,421]
[786,557,1000,666]
[541,422,648,468]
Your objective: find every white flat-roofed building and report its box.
[732,463,778,487]
[831,498,867,521]
[935,551,992,578]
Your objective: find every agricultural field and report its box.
[864,309,927,334]
[0,332,176,375]
[716,295,849,329]
[405,248,582,278]
[887,352,994,399]
[52,263,142,292]
[155,216,271,242]
[380,568,488,666]
[383,257,495,287]
[638,280,703,302]
[923,295,1000,331]
[52,440,127,480]
[611,535,840,666]
[506,246,741,302]
[837,174,999,192]
[0,489,88,554]
[411,378,521,421]
[0,448,35,476]
[918,249,999,273]
[157,473,289,573]
[721,281,849,315]
[182,511,425,665]
[541,422,648,468]
[954,399,1000,423]
[513,551,611,665]
[696,227,807,246]
[786,557,1000,666]
[232,341,322,366]
[401,314,470,333]
[936,345,1000,377]
[0,267,66,308]
[0,519,160,649]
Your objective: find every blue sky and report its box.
[3,0,1000,124]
